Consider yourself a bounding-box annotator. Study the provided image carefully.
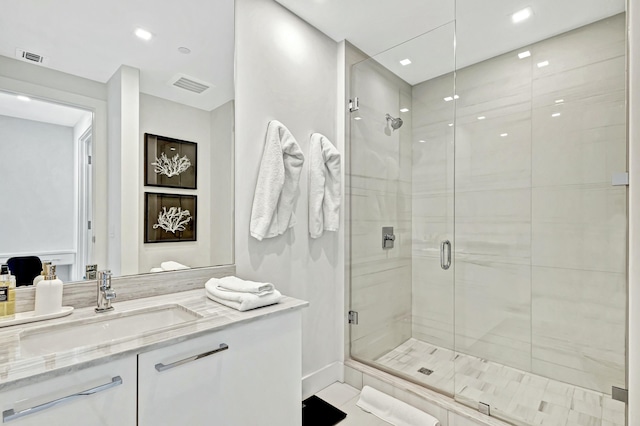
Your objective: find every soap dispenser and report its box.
[34,264,63,316]
[0,264,16,319]
[32,261,52,286]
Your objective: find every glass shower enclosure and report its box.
[348,1,627,425]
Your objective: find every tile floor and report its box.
[375,338,626,426]
[315,382,392,425]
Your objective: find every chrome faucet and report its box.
[95,270,116,313]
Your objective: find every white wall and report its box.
[138,93,212,271]
[235,0,343,397]
[107,65,139,276]
[209,100,235,266]
[0,116,75,253]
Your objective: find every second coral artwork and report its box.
[144,133,197,189]
[144,193,197,243]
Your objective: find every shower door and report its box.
[453,1,628,424]
[348,22,457,397]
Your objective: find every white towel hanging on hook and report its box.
[308,132,341,239]
[250,120,305,241]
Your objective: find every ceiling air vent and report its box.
[169,74,212,94]
[15,48,48,64]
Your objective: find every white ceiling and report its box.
[0,0,234,111]
[0,91,91,127]
[276,0,625,85]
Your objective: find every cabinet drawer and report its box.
[0,356,137,426]
[138,310,302,426]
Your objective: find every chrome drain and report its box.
[418,367,434,376]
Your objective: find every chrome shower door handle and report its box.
[440,240,451,270]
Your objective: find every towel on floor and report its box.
[206,286,282,312]
[160,261,190,271]
[250,120,305,241]
[206,276,275,296]
[308,133,341,239]
[356,386,441,426]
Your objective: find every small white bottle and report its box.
[32,261,52,286]
[34,264,64,315]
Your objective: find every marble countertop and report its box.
[0,289,308,391]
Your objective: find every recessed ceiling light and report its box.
[354,117,362,121]
[477,116,486,120]
[16,95,30,102]
[399,58,412,66]
[178,47,191,54]
[500,133,509,137]
[537,60,549,68]
[418,140,426,143]
[400,108,410,113]
[555,99,564,104]
[552,112,561,117]
[518,51,531,59]
[444,96,453,102]
[135,28,153,41]
[512,7,533,23]
[448,123,454,127]
[454,95,459,99]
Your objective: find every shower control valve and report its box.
[382,227,396,249]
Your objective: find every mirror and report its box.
[0,0,235,283]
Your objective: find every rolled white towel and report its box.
[206,276,275,296]
[206,287,282,312]
[150,267,164,273]
[356,386,441,426]
[160,261,190,271]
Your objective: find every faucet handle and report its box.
[97,270,112,279]
[97,270,112,288]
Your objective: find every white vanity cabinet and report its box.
[138,309,302,426]
[0,356,137,426]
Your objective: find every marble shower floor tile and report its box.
[375,338,625,426]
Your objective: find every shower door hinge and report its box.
[612,386,628,404]
[611,172,628,186]
[349,97,360,112]
[478,402,490,416]
[348,311,359,325]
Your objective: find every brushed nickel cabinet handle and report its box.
[3,376,122,423]
[155,343,229,372]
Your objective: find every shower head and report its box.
[386,113,404,130]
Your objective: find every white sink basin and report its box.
[18,304,203,357]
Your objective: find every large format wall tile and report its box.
[454,259,532,371]
[531,185,627,273]
[532,266,626,393]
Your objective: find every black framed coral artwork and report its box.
[144,193,197,243]
[144,133,197,189]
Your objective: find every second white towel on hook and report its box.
[308,132,341,239]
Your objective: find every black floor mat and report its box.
[302,395,347,426]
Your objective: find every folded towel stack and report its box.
[150,261,191,273]
[205,276,282,312]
